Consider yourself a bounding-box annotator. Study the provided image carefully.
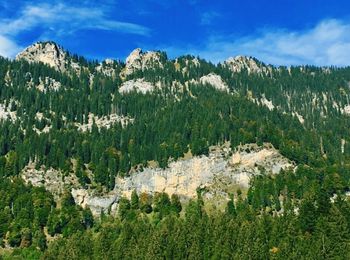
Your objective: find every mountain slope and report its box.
[2,41,350,258]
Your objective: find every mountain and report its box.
[2,41,350,258]
[16,41,72,72]
[224,55,273,75]
[120,48,166,78]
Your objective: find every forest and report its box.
[1,46,350,259]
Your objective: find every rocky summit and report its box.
[121,48,165,77]
[224,55,273,75]
[16,42,68,72]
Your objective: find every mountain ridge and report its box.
[3,38,350,258]
[15,41,276,74]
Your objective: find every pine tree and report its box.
[131,190,139,210]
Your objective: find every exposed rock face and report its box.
[125,48,143,74]
[33,125,52,135]
[16,42,68,72]
[21,142,293,216]
[0,102,17,122]
[71,189,118,216]
[74,113,133,132]
[119,78,157,94]
[341,139,346,154]
[35,77,62,92]
[225,56,272,75]
[96,59,119,77]
[248,93,275,111]
[121,48,164,77]
[342,105,350,115]
[115,143,293,206]
[22,71,62,92]
[199,73,229,92]
[292,112,305,124]
[21,163,119,215]
[260,94,275,110]
[21,163,79,200]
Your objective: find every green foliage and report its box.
[226,194,237,217]
[130,190,139,210]
[3,47,350,258]
[170,194,182,215]
[118,197,131,220]
[2,55,350,189]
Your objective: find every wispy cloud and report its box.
[200,11,220,25]
[163,19,350,66]
[0,35,21,58]
[0,1,150,58]
[0,2,150,36]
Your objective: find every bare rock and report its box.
[21,163,79,200]
[115,143,294,204]
[74,112,133,132]
[121,48,164,77]
[16,42,67,72]
[199,73,229,92]
[119,78,157,94]
[0,102,17,122]
[71,189,119,216]
[95,59,119,77]
[225,55,272,75]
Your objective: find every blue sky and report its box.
[1,0,350,65]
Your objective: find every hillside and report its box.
[1,41,350,258]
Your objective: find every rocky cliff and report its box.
[120,48,164,77]
[199,73,229,92]
[115,143,293,208]
[16,42,68,72]
[21,142,294,216]
[225,55,272,75]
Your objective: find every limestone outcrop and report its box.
[115,143,293,206]
[225,55,272,75]
[0,102,17,122]
[119,78,158,94]
[71,189,119,216]
[74,112,133,132]
[21,163,79,200]
[121,48,164,77]
[199,73,229,92]
[95,59,119,77]
[21,143,294,216]
[16,42,68,72]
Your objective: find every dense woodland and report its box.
[1,45,350,258]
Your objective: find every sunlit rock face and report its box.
[199,73,229,92]
[225,55,272,75]
[121,48,164,77]
[96,59,119,77]
[114,143,294,208]
[16,42,68,72]
[119,78,157,94]
[21,143,293,216]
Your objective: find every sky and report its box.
[1,0,350,66]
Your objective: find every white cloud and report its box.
[0,35,21,58]
[0,3,150,36]
[0,1,150,57]
[163,19,350,66]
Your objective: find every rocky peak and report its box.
[121,48,164,77]
[16,41,68,72]
[104,58,115,65]
[225,55,272,75]
[126,48,142,65]
[96,58,119,77]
